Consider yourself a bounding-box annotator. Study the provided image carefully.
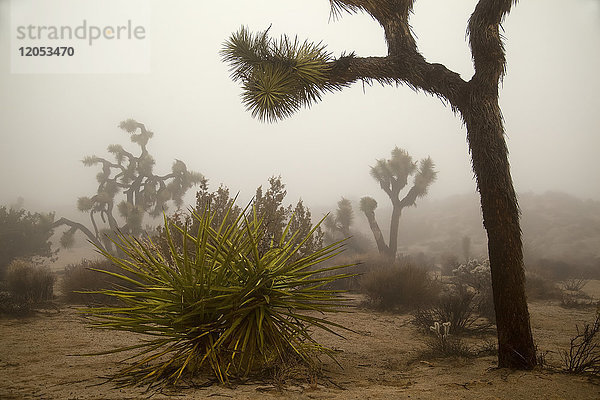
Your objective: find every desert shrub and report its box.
[0,291,33,316]
[156,177,324,263]
[561,278,590,292]
[423,321,473,358]
[440,253,460,277]
[561,312,600,375]
[0,206,55,278]
[83,205,351,388]
[318,253,366,291]
[452,259,491,290]
[532,258,585,281]
[560,292,597,309]
[4,259,55,303]
[525,272,562,300]
[412,284,493,335]
[361,259,439,311]
[451,259,495,321]
[62,258,139,304]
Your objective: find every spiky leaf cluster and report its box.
[83,205,353,388]
[413,157,437,198]
[60,228,76,249]
[77,197,94,212]
[370,147,417,192]
[359,196,378,213]
[222,26,342,122]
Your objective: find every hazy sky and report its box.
[1,0,599,216]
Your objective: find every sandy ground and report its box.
[1,293,599,400]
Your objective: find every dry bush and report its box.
[439,253,460,277]
[450,259,495,322]
[529,258,599,281]
[412,284,493,335]
[424,334,473,358]
[62,258,138,304]
[420,321,482,359]
[4,259,55,303]
[525,272,562,300]
[317,253,366,292]
[561,312,600,375]
[561,278,590,292]
[0,291,32,316]
[560,292,597,309]
[0,259,55,316]
[361,258,439,311]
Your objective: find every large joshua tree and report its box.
[222,0,536,369]
[52,119,205,253]
[360,147,436,260]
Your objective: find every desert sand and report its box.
[1,290,600,399]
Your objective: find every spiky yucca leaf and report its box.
[222,27,342,122]
[82,205,354,389]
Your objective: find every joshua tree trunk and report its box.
[463,87,536,367]
[387,201,402,259]
[463,1,536,367]
[362,209,389,256]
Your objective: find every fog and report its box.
[1,0,599,215]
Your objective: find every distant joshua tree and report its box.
[52,119,204,253]
[325,197,354,241]
[359,147,436,260]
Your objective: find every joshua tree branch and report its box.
[89,210,100,238]
[397,185,421,209]
[327,55,467,112]
[468,0,516,85]
[52,217,104,250]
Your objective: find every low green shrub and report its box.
[83,206,352,388]
[360,258,439,311]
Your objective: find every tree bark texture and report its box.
[325,0,535,368]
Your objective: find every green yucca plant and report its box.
[82,204,353,389]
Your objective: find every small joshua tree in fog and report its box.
[359,147,436,260]
[52,119,204,253]
[325,197,354,241]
